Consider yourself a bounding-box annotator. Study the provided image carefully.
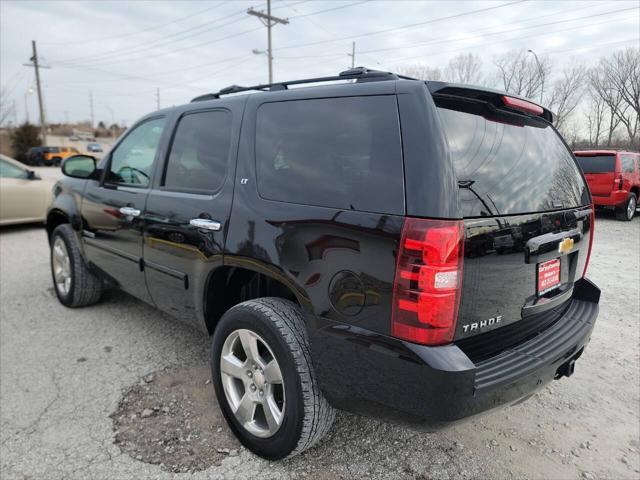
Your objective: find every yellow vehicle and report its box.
[43,146,80,166]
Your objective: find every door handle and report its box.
[190,218,221,231]
[119,206,141,217]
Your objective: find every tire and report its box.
[210,297,335,460]
[50,224,103,307]
[615,193,637,221]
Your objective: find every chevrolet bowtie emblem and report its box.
[558,237,574,254]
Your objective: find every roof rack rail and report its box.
[191,67,411,102]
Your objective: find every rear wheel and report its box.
[50,224,103,307]
[210,298,335,460]
[615,193,637,221]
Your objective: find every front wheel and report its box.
[615,193,637,221]
[210,298,335,460]
[50,224,103,307]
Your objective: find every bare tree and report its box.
[493,50,551,101]
[396,63,442,81]
[546,63,587,133]
[590,58,635,147]
[586,87,607,147]
[444,52,483,85]
[594,48,639,148]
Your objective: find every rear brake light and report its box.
[501,95,543,115]
[583,205,595,278]
[391,218,464,345]
[615,174,624,190]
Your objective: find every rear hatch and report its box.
[430,86,593,361]
[574,153,618,196]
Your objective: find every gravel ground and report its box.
[1,212,638,480]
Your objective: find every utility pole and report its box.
[89,91,95,128]
[24,41,48,145]
[156,88,160,110]
[12,100,18,127]
[247,0,289,84]
[348,42,356,68]
[24,93,29,123]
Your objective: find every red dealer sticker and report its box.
[538,258,561,295]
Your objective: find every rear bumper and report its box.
[309,279,599,428]
[593,190,628,207]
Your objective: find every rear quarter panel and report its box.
[226,84,405,336]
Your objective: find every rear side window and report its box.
[620,155,635,173]
[437,106,589,217]
[255,96,404,214]
[575,155,616,173]
[164,110,231,192]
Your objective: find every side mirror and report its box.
[61,154,98,179]
[26,170,40,180]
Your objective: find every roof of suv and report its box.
[186,66,554,122]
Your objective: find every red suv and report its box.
[574,150,639,221]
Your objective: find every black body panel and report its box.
[457,206,593,341]
[309,279,598,426]
[226,84,405,335]
[46,75,601,429]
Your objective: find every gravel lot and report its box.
[1,212,638,480]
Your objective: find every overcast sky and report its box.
[1,0,638,126]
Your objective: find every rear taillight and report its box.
[391,218,464,345]
[615,174,624,190]
[583,205,595,278]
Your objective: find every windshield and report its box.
[436,106,590,217]
[575,155,616,173]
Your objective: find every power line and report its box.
[383,10,637,67]
[287,1,369,19]
[41,2,229,46]
[55,24,262,69]
[274,5,635,68]
[53,11,250,66]
[273,0,527,51]
[280,0,383,67]
[55,53,250,86]
[355,5,638,57]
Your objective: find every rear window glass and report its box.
[255,96,404,214]
[437,106,589,217]
[575,155,616,173]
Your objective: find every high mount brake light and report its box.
[391,218,464,346]
[583,205,595,278]
[501,95,544,115]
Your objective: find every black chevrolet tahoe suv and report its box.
[47,67,600,460]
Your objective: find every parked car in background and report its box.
[0,154,55,226]
[26,147,46,166]
[87,143,103,153]
[46,68,599,460]
[574,150,640,221]
[42,146,80,166]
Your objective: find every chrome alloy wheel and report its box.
[52,237,71,296]
[220,329,285,438]
[627,196,636,220]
